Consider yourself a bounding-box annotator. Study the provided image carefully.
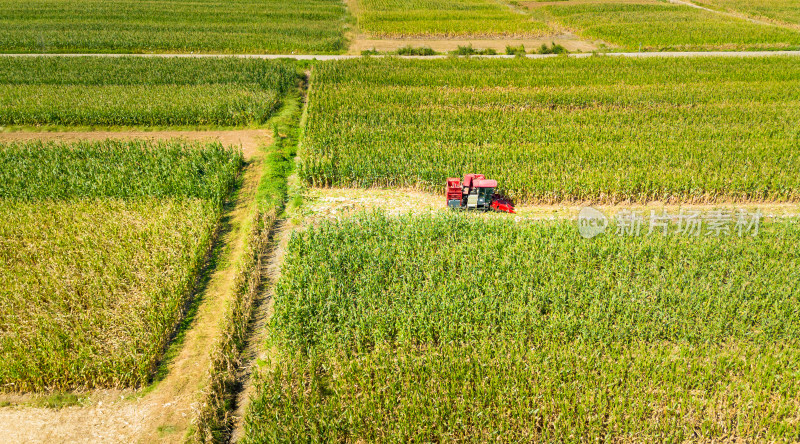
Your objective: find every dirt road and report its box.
[2,51,800,60]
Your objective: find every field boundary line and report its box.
[1,51,800,60]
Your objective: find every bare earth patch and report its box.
[0,129,270,443]
[300,187,800,223]
[348,34,600,54]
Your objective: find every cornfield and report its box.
[243,212,800,441]
[354,0,549,37]
[0,140,242,391]
[0,0,348,54]
[537,0,800,50]
[0,140,243,204]
[0,57,297,127]
[301,57,800,203]
[692,0,800,26]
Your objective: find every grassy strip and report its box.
[0,57,296,127]
[189,91,303,443]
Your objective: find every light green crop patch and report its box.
[354,0,550,37]
[693,0,800,26]
[538,0,800,50]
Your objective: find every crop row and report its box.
[243,212,800,441]
[0,57,297,127]
[0,0,349,53]
[0,139,243,204]
[692,0,800,26]
[301,57,800,203]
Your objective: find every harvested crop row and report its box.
[243,212,800,441]
[0,139,243,391]
[0,57,296,127]
[301,57,800,204]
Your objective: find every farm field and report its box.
[301,56,800,204]
[242,212,800,441]
[524,0,800,51]
[350,0,550,37]
[691,0,800,27]
[0,139,242,391]
[2,2,800,438]
[0,0,349,54]
[0,57,295,128]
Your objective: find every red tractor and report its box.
[446,174,515,213]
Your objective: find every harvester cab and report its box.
[446,174,515,213]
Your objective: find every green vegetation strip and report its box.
[0,57,296,127]
[302,57,800,203]
[0,0,349,54]
[0,140,243,391]
[354,0,549,37]
[243,213,800,441]
[192,92,304,442]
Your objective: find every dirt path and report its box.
[348,34,599,54]
[3,51,800,59]
[0,129,271,443]
[303,188,800,222]
[227,219,294,443]
[0,130,268,159]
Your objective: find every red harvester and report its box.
[446,174,515,213]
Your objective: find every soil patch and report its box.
[349,34,599,54]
